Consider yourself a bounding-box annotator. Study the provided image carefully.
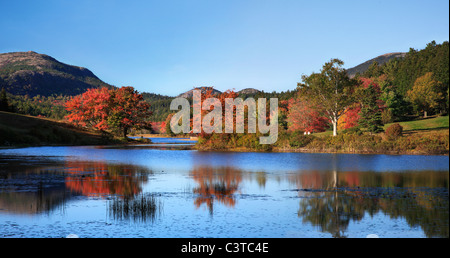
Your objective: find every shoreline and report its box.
[1,134,448,156]
[2,141,448,156]
[191,128,450,156]
[192,145,449,156]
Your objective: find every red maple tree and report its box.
[65,87,111,131]
[286,96,329,133]
[65,86,152,137]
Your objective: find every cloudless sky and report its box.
[0,0,449,96]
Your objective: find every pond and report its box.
[0,140,448,238]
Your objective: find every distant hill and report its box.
[347,52,406,78]
[237,88,261,95]
[177,87,264,98]
[0,51,114,97]
[177,87,222,98]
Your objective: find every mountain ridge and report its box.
[0,51,114,97]
[346,52,406,78]
[1,51,407,98]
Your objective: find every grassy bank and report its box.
[384,116,449,132]
[0,111,123,148]
[274,129,449,155]
[194,116,449,155]
[2,110,448,155]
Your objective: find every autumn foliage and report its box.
[65,86,152,137]
[337,104,361,130]
[337,77,385,131]
[191,87,239,137]
[286,96,329,133]
[65,87,111,131]
[407,72,443,118]
[385,123,403,141]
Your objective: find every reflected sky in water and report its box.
[0,143,448,238]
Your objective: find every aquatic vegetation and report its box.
[108,193,162,223]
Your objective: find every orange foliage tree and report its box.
[65,86,152,137]
[286,96,329,133]
[190,87,239,137]
[65,87,111,131]
[337,104,361,130]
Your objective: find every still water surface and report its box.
[0,139,448,238]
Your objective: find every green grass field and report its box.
[313,115,449,137]
[384,116,449,132]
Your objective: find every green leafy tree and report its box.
[297,59,357,136]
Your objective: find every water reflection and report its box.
[65,161,151,198]
[191,166,243,215]
[0,156,153,215]
[0,157,68,215]
[0,151,448,238]
[290,170,449,238]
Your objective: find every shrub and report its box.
[289,131,314,148]
[385,123,403,141]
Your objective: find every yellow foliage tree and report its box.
[406,72,442,118]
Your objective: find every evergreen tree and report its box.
[380,83,411,122]
[358,85,384,133]
[364,61,383,78]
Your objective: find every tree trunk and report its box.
[123,127,128,139]
[424,111,428,118]
[332,120,337,136]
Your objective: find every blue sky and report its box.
[0,0,449,96]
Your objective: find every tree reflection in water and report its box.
[191,166,242,215]
[291,170,449,238]
[64,161,163,222]
[1,155,448,237]
[0,157,156,217]
[65,161,151,198]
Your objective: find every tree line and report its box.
[0,88,69,119]
[1,40,447,144]
[293,40,449,136]
[357,40,449,119]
